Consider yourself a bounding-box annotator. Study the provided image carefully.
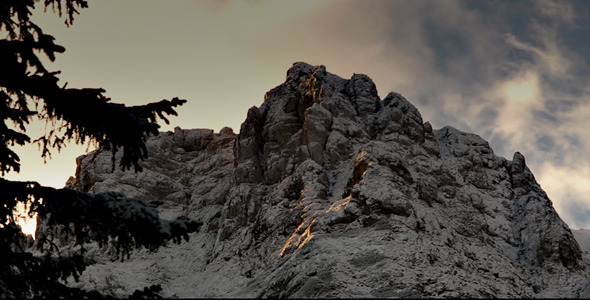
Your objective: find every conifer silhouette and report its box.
[0,1,198,298]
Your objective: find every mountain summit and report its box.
[62,62,590,297]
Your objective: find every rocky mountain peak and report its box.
[62,63,589,298]
[236,62,427,184]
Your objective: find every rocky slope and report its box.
[61,62,590,298]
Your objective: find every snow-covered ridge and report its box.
[61,62,590,298]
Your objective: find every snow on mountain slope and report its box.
[60,62,590,298]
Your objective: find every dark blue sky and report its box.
[386,0,590,229]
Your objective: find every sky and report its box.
[5,0,590,229]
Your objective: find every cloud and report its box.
[537,163,590,229]
[534,0,577,27]
[500,70,540,104]
[16,0,590,229]
[486,1,590,228]
[505,31,572,78]
[191,0,590,230]
[310,0,590,229]
[195,0,590,229]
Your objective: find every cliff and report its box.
[62,62,590,298]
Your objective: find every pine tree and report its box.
[0,1,199,298]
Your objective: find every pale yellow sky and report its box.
[6,0,412,188]
[6,1,335,187]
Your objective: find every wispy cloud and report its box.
[17,0,590,228]
[298,0,590,228]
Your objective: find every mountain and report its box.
[58,62,590,298]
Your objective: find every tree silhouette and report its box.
[0,1,199,298]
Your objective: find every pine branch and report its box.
[1,177,201,297]
[0,1,192,297]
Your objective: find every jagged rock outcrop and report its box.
[62,62,590,298]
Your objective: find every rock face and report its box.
[64,62,590,298]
